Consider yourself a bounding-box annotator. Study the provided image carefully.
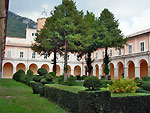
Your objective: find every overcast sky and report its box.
[9,0,150,35]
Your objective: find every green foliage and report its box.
[141,82,150,91]
[100,75,105,80]
[83,76,102,90]
[49,72,56,77]
[136,88,150,93]
[76,75,82,80]
[31,82,43,94]
[37,68,48,76]
[82,75,87,80]
[134,77,140,81]
[78,91,110,113]
[65,76,76,86]
[33,75,44,82]
[27,69,33,75]
[107,78,139,93]
[58,75,65,84]
[100,80,113,88]
[44,85,79,113]
[13,69,25,82]
[142,76,150,81]
[44,74,53,82]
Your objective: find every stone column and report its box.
[114,68,118,79]
[135,67,140,78]
[99,69,102,78]
[148,66,150,77]
[93,68,96,76]
[13,67,16,74]
[124,67,128,78]
[60,68,64,75]
[71,69,74,76]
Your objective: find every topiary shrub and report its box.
[76,75,82,80]
[107,78,139,93]
[58,75,64,84]
[33,75,44,82]
[13,69,25,82]
[100,80,113,88]
[141,82,150,91]
[27,69,33,75]
[37,68,48,76]
[142,76,150,81]
[65,76,76,86]
[81,75,87,80]
[134,77,140,81]
[83,76,102,90]
[45,74,53,82]
[49,72,56,77]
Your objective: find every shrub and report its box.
[27,69,33,75]
[76,75,82,80]
[65,76,76,86]
[134,77,140,81]
[100,80,113,88]
[107,78,139,93]
[13,69,25,82]
[142,76,150,81]
[141,82,150,91]
[37,68,48,76]
[108,75,111,80]
[33,75,43,82]
[136,88,150,93]
[49,72,56,77]
[58,75,64,84]
[100,75,105,80]
[83,76,102,90]
[31,82,43,94]
[44,74,53,82]
[81,75,87,80]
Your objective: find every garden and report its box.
[12,68,150,113]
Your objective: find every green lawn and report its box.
[0,79,68,113]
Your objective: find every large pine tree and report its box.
[98,8,127,76]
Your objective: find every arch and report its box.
[56,65,60,76]
[109,63,114,80]
[41,64,49,72]
[90,70,93,76]
[67,65,71,77]
[74,65,81,76]
[16,63,26,72]
[101,64,105,76]
[140,59,148,78]
[29,64,38,75]
[3,62,13,78]
[85,66,87,76]
[95,64,99,78]
[128,61,135,79]
[118,62,124,79]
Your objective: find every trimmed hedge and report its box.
[44,85,79,113]
[110,95,150,113]
[100,80,113,88]
[141,82,150,91]
[78,91,110,113]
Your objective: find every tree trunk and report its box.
[64,39,68,81]
[104,47,110,79]
[53,51,57,75]
[86,52,93,76]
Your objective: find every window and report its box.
[20,52,24,58]
[110,49,112,57]
[140,42,144,51]
[96,53,98,59]
[7,51,11,57]
[128,45,132,53]
[102,51,105,58]
[118,49,121,55]
[67,55,69,60]
[32,52,36,58]
[32,33,34,36]
[44,52,48,59]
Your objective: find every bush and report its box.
[134,77,140,81]
[33,75,43,82]
[31,82,43,94]
[58,75,64,84]
[76,75,82,80]
[13,69,25,82]
[27,69,33,75]
[79,91,110,113]
[65,76,76,86]
[100,75,105,80]
[136,88,150,93]
[107,78,139,93]
[83,76,102,90]
[37,68,48,76]
[49,72,56,77]
[100,80,113,88]
[81,75,87,80]
[44,74,53,82]
[44,85,79,113]
[141,82,150,91]
[142,76,150,81]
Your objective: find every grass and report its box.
[111,93,150,97]
[0,79,68,113]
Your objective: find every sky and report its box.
[9,0,150,36]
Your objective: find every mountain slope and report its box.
[7,11,37,38]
